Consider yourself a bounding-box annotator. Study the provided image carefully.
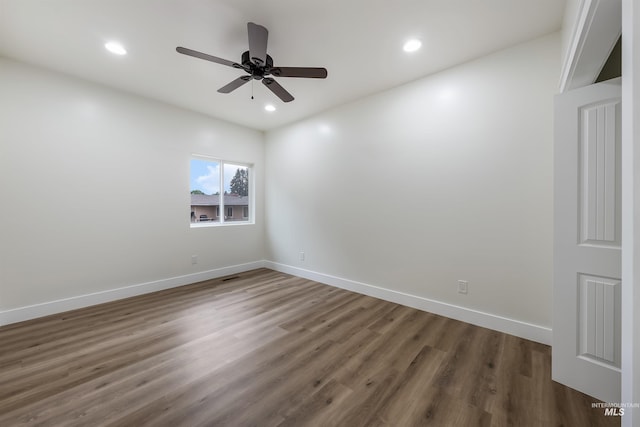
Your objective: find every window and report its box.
[190,157,252,226]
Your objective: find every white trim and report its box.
[0,260,552,345]
[264,261,552,345]
[0,261,265,327]
[189,221,254,229]
[621,0,639,423]
[559,0,621,93]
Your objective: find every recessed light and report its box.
[264,104,276,112]
[403,39,422,53]
[105,41,127,55]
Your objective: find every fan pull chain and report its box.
[251,79,254,100]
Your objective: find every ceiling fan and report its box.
[176,22,328,103]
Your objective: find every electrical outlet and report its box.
[299,252,305,261]
[191,255,198,265]
[457,280,468,295]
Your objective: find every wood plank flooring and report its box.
[0,268,619,426]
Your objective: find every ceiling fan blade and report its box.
[176,46,239,68]
[218,76,251,93]
[247,22,268,65]
[271,67,328,79]
[262,78,294,102]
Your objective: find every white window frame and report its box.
[190,155,253,228]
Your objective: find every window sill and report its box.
[190,221,254,229]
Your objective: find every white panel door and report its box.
[553,78,622,403]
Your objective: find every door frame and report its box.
[621,1,639,426]
[559,0,621,93]
[560,0,638,424]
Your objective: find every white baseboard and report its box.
[1,260,552,346]
[0,261,265,327]
[264,261,552,345]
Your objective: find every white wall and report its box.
[265,33,560,335]
[0,58,264,319]
[0,33,562,339]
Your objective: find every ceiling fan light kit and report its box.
[177,22,328,103]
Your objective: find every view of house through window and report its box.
[190,157,251,226]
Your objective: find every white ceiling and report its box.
[0,0,565,131]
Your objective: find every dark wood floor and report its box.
[0,269,619,426]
